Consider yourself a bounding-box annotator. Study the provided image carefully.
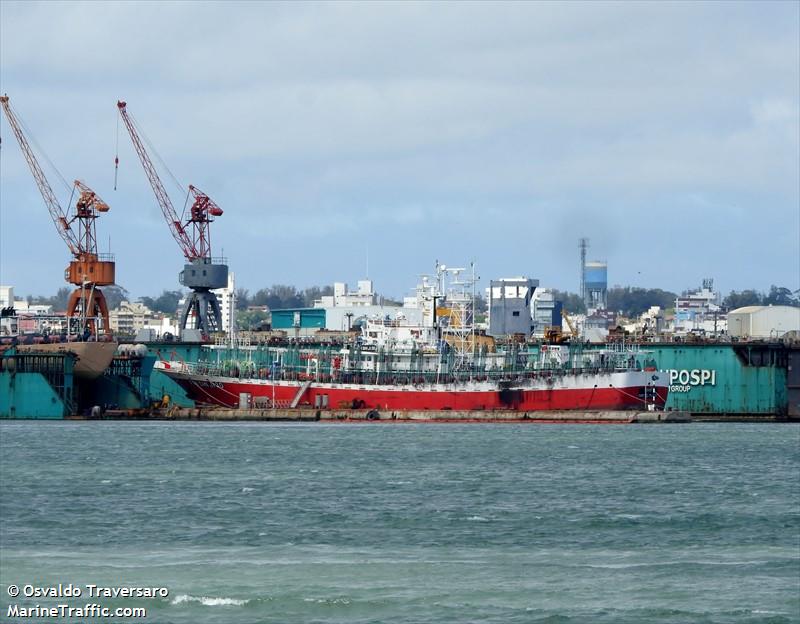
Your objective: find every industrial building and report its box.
[728,306,800,340]
[583,261,608,311]
[487,277,538,337]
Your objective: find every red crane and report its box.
[0,95,115,336]
[116,100,228,335]
[116,101,223,262]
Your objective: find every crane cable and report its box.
[129,111,184,196]
[15,107,72,196]
[114,107,185,205]
[114,112,119,190]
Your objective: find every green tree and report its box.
[722,290,762,310]
[236,309,270,330]
[607,287,677,317]
[102,285,129,310]
[302,285,333,307]
[235,288,250,310]
[139,290,184,314]
[763,285,798,307]
[29,287,71,311]
[551,290,586,314]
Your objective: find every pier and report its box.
[90,408,693,423]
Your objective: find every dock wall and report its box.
[0,372,70,419]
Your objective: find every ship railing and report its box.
[174,359,646,385]
[4,314,112,342]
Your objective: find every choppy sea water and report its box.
[0,422,798,624]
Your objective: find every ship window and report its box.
[512,311,520,317]
[203,270,207,276]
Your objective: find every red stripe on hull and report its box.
[167,373,668,412]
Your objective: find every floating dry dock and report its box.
[94,408,692,423]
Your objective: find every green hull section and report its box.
[647,344,788,415]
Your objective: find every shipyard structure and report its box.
[1,260,798,420]
[0,93,796,420]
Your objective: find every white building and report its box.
[212,271,236,333]
[0,286,12,308]
[673,279,724,335]
[315,280,376,308]
[14,301,53,315]
[134,316,180,341]
[728,306,800,340]
[0,286,52,315]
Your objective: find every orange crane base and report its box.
[66,287,111,336]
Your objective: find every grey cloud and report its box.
[1,0,797,298]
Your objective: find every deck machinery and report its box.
[116,101,227,335]
[1,96,115,336]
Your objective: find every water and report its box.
[1,422,798,623]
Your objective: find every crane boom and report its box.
[561,308,579,338]
[117,100,210,260]
[0,95,80,256]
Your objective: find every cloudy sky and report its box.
[1,1,798,300]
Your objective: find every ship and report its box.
[155,315,668,412]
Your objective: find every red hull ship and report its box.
[157,360,668,412]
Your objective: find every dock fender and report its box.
[366,409,380,421]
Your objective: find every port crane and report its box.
[0,95,115,336]
[116,101,227,335]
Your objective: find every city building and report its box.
[0,286,52,315]
[109,301,163,336]
[0,286,12,309]
[673,279,724,335]
[314,280,376,308]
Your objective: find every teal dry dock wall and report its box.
[0,372,69,419]
[649,344,786,415]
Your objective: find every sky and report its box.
[0,1,798,301]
